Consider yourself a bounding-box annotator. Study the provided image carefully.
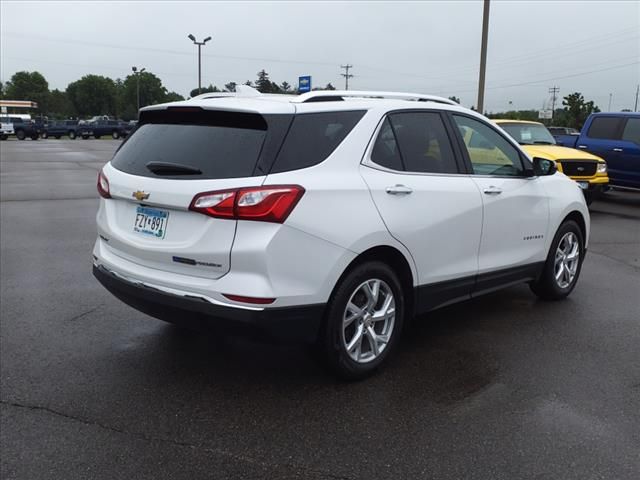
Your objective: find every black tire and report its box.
[95,135,101,139]
[55,135,61,139]
[82,135,89,140]
[69,131,76,139]
[30,134,39,140]
[41,132,48,139]
[321,261,405,380]
[0,134,7,141]
[530,220,584,301]
[111,130,120,139]
[16,130,26,140]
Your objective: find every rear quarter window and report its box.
[269,111,365,173]
[621,118,640,144]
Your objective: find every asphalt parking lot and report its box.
[1,138,639,479]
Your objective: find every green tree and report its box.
[164,91,185,103]
[224,82,237,92]
[255,70,281,93]
[557,92,600,129]
[324,83,336,91]
[280,81,292,93]
[4,71,49,113]
[67,75,117,117]
[448,96,461,104]
[118,72,169,119]
[47,89,75,118]
[189,84,220,97]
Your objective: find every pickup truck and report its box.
[0,116,40,140]
[41,120,79,139]
[77,119,125,139]
[1,118,13,140]
[494,119,609,204]
[551,112,640,191]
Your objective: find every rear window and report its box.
[269,111,365,173]
[587,117,623,140]
[111,110,292,180]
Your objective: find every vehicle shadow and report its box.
[128,283,554,405]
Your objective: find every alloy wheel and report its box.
[341,278,396,364]
[554,232,580,289]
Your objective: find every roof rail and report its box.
[189,85,262,101]
[293,90,458,105]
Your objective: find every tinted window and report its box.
[370,118,403,171]
[270,111,365,173]
[453,115,525,176]
[112,111,277,180]
[587,117,623,140]
[621,118,640,144]
[388,112,458,173]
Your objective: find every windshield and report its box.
[499,122,556,145]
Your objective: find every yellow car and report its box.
[493,120,608,204]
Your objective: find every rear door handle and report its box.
[612,148,623,152]
[385,185,413,195]
[577,145,587,149]
[483,186,503,195]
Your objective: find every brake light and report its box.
[189,185,304,223]
[97,170,111,198]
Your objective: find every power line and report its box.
[341,64,353,90]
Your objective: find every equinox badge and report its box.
[132,190,150,201]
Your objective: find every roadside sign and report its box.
[538,109,552,119]
[298,76,312,93]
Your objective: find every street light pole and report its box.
[132,66,146,112]
[476,0,490,114]
[188,34,212,95]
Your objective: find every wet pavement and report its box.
[1,138,639,479]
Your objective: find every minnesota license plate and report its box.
[134,206,168,239]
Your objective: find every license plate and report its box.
[577,181,589,190]
[134,206,169,238]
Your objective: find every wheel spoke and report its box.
[555,265,564,282]
[372,294,394,322]
[366,326,380,356]
[344,302,364,327]
[363,280,380,309]
[347,325,364,353]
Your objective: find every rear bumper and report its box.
[93,264,325,343]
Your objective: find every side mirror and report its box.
[532,157,557,176]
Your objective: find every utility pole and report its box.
[549,86,559,122]
[341,64,353,90]
[635,84,639,112]
[476,0,490,115]
[132,66,146,112]
[608,93,613,111]
[188,34,212,95]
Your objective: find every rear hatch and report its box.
[100,106,293,279]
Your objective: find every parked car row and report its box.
[0,115,137,140]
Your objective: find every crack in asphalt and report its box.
[67,305,103,322]
[0,399,354,480]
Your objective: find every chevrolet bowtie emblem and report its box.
[132,190,150,201]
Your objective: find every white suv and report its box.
[93,88,589,378]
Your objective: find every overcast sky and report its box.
[1,0,638,112]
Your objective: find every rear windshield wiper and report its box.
[146,161,202,175]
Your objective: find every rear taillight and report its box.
[189,185,304,223]
[97,170,111,198]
